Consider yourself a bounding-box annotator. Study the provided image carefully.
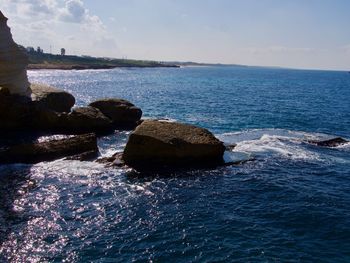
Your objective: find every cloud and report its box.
[3,0,57,17]
[1,0,121,57]
[59,0,90,23]
[3,0,104,29]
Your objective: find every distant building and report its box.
[61,48,66,56]
[26,46,35,53]
[36,46,43,53]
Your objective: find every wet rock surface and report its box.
[308,137,348,147]
[89,98,142,128]
[123,120,226,170]
[0,133,98,164]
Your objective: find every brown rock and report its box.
[0,133,98,164]
[31,83,75,112]
[89,98,142,128]
[0,11,31,96]
[64,150,98,161]
[96,152,125,167]
[61,106,113,134]
[122,120,225,169]
[0,91,34,130]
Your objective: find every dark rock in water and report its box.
[31,83,75,113]
[34,106,114,134]
[64,150,98,161]
[61,106,113,134]
[0,90,114,134]
[308,137,348,147]
[96,152,125,167]
[122,120,225,170]
[0,90,34,130]
[0,133,98,164]
[89,98,142,128]
[225,143,237,151]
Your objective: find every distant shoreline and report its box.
[27,63,179,70]
[23,49,180,70]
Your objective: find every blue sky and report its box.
[1,0,350,70]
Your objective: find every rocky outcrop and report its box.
[96,152,125,167]
[0,11,31,96]
[33,106,114,134]
[0,86,114,134]
[123,120,225,169]
[59,106,113,134]
[89,98,142,128]
[31,83,75,112]
[0,133,98,164]
[0,87,34,130]
[308,137,348,147]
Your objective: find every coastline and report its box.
[28,63,179,70]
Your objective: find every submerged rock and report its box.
[96,152,125,167]
[31,83,75,112]
[308,137,348,147]
[64,150,98,161]
[89,98,142,128]
[0,133,98,164]
[0,11,31,96]
[123,120,225,169]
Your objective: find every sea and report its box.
[0,66,350,262]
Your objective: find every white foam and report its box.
[219,129,325,162]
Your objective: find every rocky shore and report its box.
[0,10,348,173]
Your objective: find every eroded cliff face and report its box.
[0,11,31,96]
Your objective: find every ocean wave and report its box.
[217,129,346,162]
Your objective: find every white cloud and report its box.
[59,0,98,25]
[0,0,121,57]
[2,0,57,17]
[2,0,106,32]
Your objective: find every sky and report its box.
[1,0,350,70]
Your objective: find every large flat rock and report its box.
[123,120,225,169]
[0,133,98,164]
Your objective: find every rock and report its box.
[225,144,237,151]
[308,137,348,147]
[96,152,125,167]
[0,11,31,96]
[0,133,98,164]
[33,106,113,134]
[122,120,225,169]
[0,91,34,130]
[0,87,111,134]
[2,102,114,134]
[89,98,142,128]
[60,106,113,134]
[64,150,98,161]
[31,83,75,112]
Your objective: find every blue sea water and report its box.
[1,66,350,262]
